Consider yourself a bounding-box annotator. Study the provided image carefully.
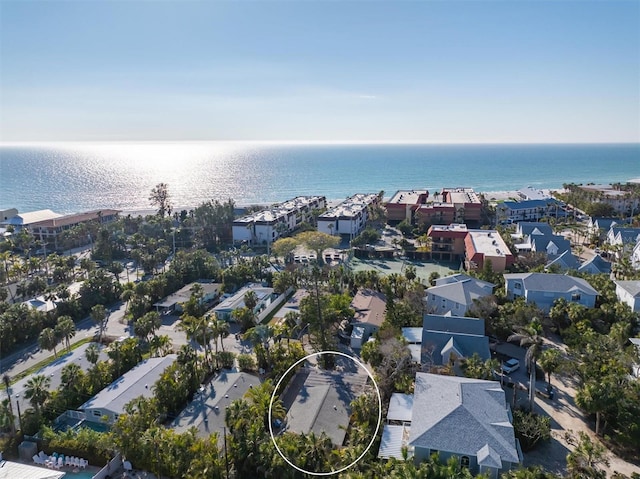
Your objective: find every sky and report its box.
[0,0,638,143]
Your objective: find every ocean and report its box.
[1,142,638,214]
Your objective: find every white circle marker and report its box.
[268,350,382,476]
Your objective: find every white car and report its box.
[501,358,520,374]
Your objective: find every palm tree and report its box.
[60,362,83,394]
[0,398,15,434]
[85,343,100,366]
[150,334,173,357]
[538,348,562,388]
[55,315,76,352]
[90,304,108,343]
[1,374,15,436]
[38,327,59,357]
[24,374,51,417]
[508,318,544,411]
[210,318,230,353]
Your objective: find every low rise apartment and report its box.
[317,193,379,238]
[232,195,326,246]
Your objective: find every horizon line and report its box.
[1,139,639,147]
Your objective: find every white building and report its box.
[232,196,326,246]
[317,193,379,238]
[614,281,640,313]
[212,283,275,321]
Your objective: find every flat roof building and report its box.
[415,188,482,228]
[385,189,429,224]
[232,196,326,246]
[465,230,514,272]
[317,193,380,238]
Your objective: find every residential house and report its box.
[613,280,640,313]
[379,373,522,478]
[577,254,612,275]
[630,338,640,378]
[153,281,222,314]
[545,250,580,272]
[172,371,261,447]
[465,230,515,272]
[587,217,619,242]
[421,314,489,369]
[80,355,177,425]
[232,196,326,246]
[605,227,640,258]
[504,273,598,312]
[632,237,640,269]
[212,283,275,321]
[513,222,554,238]
[350,288,386,348]
[425,274,494,316]
[317,193,379,238]
[385,190,429,224]
[427,224,469,262]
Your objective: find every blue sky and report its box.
[1,0,638,143]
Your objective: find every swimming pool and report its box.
[63,471,95,479]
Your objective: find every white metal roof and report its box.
[0,461,66,479]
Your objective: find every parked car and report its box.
[501,358,520,374]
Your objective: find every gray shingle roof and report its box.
[408,373,520,464]
[615,280,640,298]
[421,331,490,365]
[578,254,612,274]
[426,279,494,307]
[81,355,177,414]
[517,222,553,237]
[423,314,485,336]
[504,273,599,295]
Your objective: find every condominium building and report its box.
[427,224,468,262]
[385,189,429,224]
[465,230,514,272]
[317,193,380,238]
[415,188,482,227]
[232,196,326,246]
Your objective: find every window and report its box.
[460,456,470,469]
[571,293,581,301]
[514,282,521,290]
[92,410,102,417]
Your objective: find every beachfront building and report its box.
[415,188,482,228]
[464,230,514,273]
[317,193,379,238]
[427,224,469,262]
[80,355,177,426]
[517,187,554,201]
[0,209,63,233]
[385,189,429,224]
[232,196,326,247]
[425,274,494,316]
[378,373,522,477]
[0,208,121,250]
[504,273,598,313]
[577,184,640,215]
[212,283,275,321]
[497,200,551,224]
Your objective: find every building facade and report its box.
[232,196,326,246]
